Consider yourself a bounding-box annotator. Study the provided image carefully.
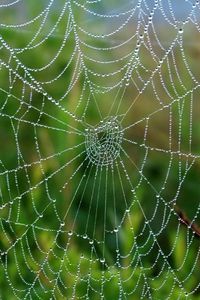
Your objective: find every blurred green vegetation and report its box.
[0,2,200,299]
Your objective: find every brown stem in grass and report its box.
[174,205,200,238]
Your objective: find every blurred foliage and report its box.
[0,2,200,299]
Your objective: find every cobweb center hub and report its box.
[85,117,123,166]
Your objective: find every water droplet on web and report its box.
[100,258,105,264]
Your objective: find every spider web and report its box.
[0,0,200,299]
